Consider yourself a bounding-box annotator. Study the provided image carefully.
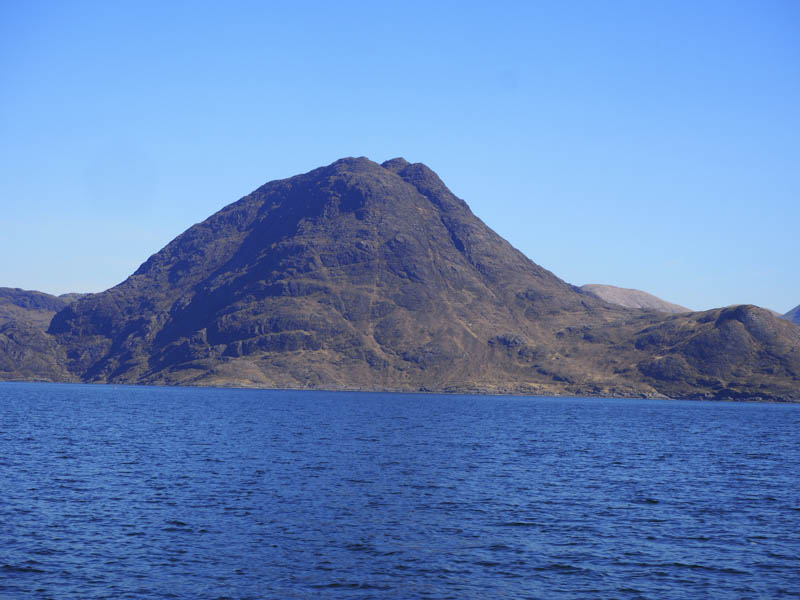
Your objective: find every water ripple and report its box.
[1,383,799,599]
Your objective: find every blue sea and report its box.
[1,383,798,599]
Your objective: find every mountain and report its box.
[580,284,689,313]
[0,288,81,382]
[784,305,800,326]
[0,288,88,330]
[3,157,799,400]
[0,287,69,329]
[49,156,622,392]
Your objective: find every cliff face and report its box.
[3,157,798,400]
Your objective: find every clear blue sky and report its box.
[1,0,798,313]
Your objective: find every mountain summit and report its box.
[3,157,799,400]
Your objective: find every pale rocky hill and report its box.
[581,284,690,314]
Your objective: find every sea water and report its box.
[1,382,798,599]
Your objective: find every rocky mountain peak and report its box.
[381,157,410,171]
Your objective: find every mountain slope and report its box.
[0,287,69,329]
[581,284,689,313]
[4,157,796,400]
[783,304,800,326]
[0,288,78,381]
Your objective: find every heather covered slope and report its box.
[606,304,800,401]
[4,157,797,400]
[0,320,74,382]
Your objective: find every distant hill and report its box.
[0,288,79,382]
[0,288,69,329]
[2,158,799,400]
[0,288,87,329]
[580,284,689,313]
[58,292,90,304]
[784,305,800,326]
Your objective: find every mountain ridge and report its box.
[2,157,798,400]
[783,304,800,326]
[0,287,69,329]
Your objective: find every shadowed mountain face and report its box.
[783,305,800,326]
[4,157,799,400]
[581,284,689,313]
